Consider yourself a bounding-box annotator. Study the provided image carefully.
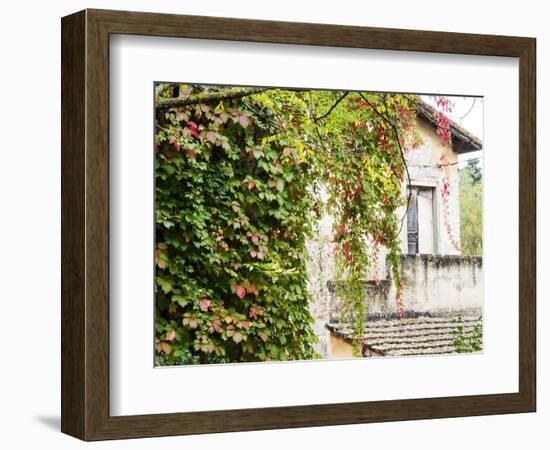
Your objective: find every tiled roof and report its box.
[327,315,482,357]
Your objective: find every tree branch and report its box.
[156,87,270,109]
[410,155,482,169]
[458,98,476,120]
[155,82,179,97]
[314,91,350,121]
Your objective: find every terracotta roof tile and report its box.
[327,315,482,357]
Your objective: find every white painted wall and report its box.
[0,1,546,450]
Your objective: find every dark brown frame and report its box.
[61,8,536,441]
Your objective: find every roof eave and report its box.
[417,101,483,154]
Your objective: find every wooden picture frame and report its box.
[61,8,536,441]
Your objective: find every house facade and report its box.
[306,101,484,358]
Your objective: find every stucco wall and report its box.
[305,218,336,356]
[327,254,482,319]
[400,118,461,256]
[384,254,480,314]
[395,254,482,314]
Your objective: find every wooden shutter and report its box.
[407,188,419,254]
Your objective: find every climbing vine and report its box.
[452,314,483,353]
[316,93,420,353]
[154,84,422,363]
[434,97,463,253]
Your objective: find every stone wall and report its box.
[393,254,482,315]
[327,254,482,322]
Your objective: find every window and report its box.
[407,186,436,254]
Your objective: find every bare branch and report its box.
[458,98,477,120]
[410,155,482,169]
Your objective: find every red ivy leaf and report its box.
[199,298,211,311]
[170,140,181,151]
[219,111,229,123]
[238,115,250,128]
[155,249,167,269]
[249,305,264,319]
[165,329,176,341]
[235,285,246,299]
[188,121,200,139]
[184,316,199,329]
[211,319,222,333]
[175,111,188,122]
[206,131,217,143]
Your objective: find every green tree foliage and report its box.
[154,84,420,364]
[459,159,482,256]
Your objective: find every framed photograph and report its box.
[61,9,536,441]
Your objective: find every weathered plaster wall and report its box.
[396,254,482,314]
[327,254,483,321]
[402,118,461,256]
[306,214,336,356]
